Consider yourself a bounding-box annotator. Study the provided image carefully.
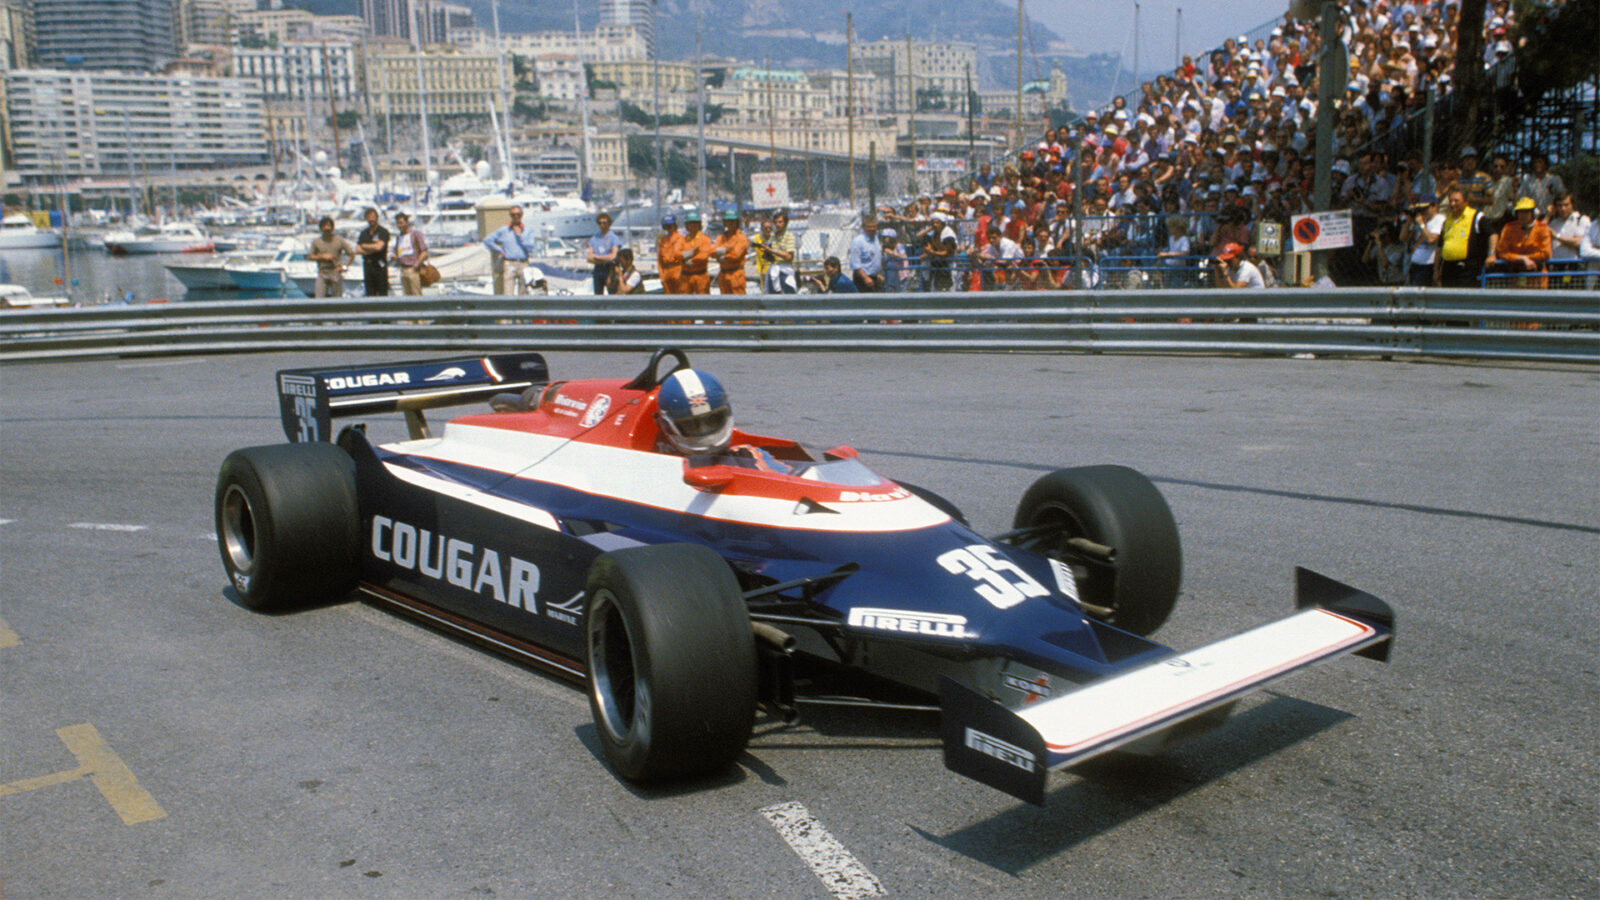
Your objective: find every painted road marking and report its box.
[0,518,13,525]
[760,801,885,900]
[68,523,148,532]
[0,616,17,648]
[0,723,167,825]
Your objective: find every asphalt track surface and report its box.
[2,349,1596,899]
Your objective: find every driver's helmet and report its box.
[655,369,732,454]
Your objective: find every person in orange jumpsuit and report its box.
[655,214,685,294]
[711,209,750,295]
[1488,197,1553,288]
[680,211,713,294]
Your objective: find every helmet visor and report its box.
[674,406,730,439]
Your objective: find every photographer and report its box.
[1212,242,1266,289]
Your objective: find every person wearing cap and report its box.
[1458,148,1492,208]
[1213,241,1265,289]
[847,214,884,292]
[711,209,750,295]
[679,211,713,294]
[655,214,686,294]
[1402,193,1445,286]
[1486,197,1551,287]
[587,211,623,294]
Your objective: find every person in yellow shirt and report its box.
[655,214,685,294]
[711,209,750,295]
[680,211,713,294]
[751,218,773,292]
[1433,188,1489,288]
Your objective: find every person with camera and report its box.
[1212,242,1266,289]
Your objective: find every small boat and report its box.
[103,221,213,255]
[163,255,238,291]
[0,213,62,250]
[0,283,71,308]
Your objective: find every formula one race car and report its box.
[215,348,1394,804]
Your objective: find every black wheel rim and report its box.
[220,484,257,577]
[1030,501,1118,617]
[589,588,647,743]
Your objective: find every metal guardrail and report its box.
[1,288,1596,364]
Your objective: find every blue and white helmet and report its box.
[655,369,732,454]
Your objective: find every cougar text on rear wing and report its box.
[941,568,1395,805]
[276,353,550,443]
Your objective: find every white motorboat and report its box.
[103,221,214,255]
[0,283,71,308]
[0,213,62,250]
[163,255,238,291]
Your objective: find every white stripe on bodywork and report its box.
[382,462,563,531]
[1020,607,1377,757]
[383,423,950,534]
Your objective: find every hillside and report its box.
[284,0,1127,105]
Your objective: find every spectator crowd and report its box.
[629,0,1594,294]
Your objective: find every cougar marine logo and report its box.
[847,607,974,639]
[370,515,541,611]
[326,371,411,391]
[426,366,468,382]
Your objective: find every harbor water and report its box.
[1,245,205,305]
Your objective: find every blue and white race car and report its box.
[215,348,1394,804]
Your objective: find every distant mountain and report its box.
[284,0,1127,105]
[285,0,1061,64]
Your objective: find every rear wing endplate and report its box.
[941,568,1394,806]
[276,353,549,443]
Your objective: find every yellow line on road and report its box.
[0,616,17,648]
[0,723,167,825]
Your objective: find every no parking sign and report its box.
[1290,211,1353,251]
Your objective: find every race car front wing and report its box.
[940,567,1395,805]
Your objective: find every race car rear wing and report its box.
[276,353,549,443]
[940,568,1394,806]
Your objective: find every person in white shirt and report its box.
[1403,193,1445,286]
[1546,192,1590,265]
[1213,241,1265,288]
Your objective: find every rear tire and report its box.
[584,543,757,783]
[1013,465,1181,636]
[215,443,359,613]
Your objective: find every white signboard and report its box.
[750,172,791,209]
[1289,210,1354,252]
[914,157,968,174]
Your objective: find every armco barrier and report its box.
[1,288,1595,364]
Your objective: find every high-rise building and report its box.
[363,0,473,45]
[599,0,653,58]
[181,0,234,47]
[2,0,33,71]
[30,0,179,72]
[3,68,267,183]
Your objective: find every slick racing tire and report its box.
[215,443,359,613]
[1013,465,1181,636]
[584,543,758,783]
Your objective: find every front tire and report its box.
[584,544,757,783]
[215,443,359,613]
[1013,465,1182,636]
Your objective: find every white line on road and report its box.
[760,801,886,900]
[68,522,148,532]
[115,358,208,369]
[0,519,12,525]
